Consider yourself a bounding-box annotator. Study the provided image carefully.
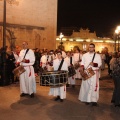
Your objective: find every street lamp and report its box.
[115,26,120,52]
[59,33,64,50]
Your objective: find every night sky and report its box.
[57,0,120,37]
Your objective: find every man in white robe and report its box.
[78,43,102,106]
[47,50,55,71]
[49,51,68,102]
[73,48,82,79]
[40,51,48,70]
[64,51,76,87]
[17,41,36,98]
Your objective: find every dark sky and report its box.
[57,0,120,37]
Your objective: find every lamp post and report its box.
[59,33,64,50]
[114,32,117,52]
[115,26,120,52]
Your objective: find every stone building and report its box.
[56,28,115,52]
[0,0,57,50]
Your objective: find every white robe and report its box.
[73,53,82,79]
[40,55,48,68]
[18,49,36,95]
[40,55,55,71]
[100,53,106,70]
[64,56,75,85]
[78,52,102,102]
[49,58,68,99]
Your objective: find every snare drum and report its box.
[80,67,95,80]
[13,65,26,77]
[40,70,68,86]
[68,66,76,77]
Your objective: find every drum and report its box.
[13,65,26,77]
[68,66,76,77]
[74,63,80,70]
[47,66,54,71]
[40,70,68,86]
[80,67,95,80]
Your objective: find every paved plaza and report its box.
[0,68,120,120]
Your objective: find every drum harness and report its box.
[21,49,32,77]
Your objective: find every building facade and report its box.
[56,28,115,52]
[0,0,57,50]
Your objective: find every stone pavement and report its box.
[0,68,120,120]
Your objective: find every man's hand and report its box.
[80,66,84,72]
[22,58,26,63]
[22,59,30,63]
[90,62,93,66]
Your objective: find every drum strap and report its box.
[92,53,96,62]
[70,57,72,65]
[47,55,49,62]
[23,49,29,59]
[86,53,96,69]
[58,59,64,71]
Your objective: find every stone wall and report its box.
[0,0,57,50]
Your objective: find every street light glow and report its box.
[59,33,64,50]
[117,26,120,31]
[115,29,119,34]
[115,26,120,34]
[114,25,120,52]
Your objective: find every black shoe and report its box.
[85,102,90,105]
[20,93,26,97]
[30,93,34,98]
[60,99,63,102]
[54,96,60,101]
[92,102,98,106]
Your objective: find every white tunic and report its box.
[78,52,102,102]
[73,53,82,79]
[18,49,36,95]
[49,58,68,99]
[100,53,106,70]
[40,55,48,68]
[64,56,76,85]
